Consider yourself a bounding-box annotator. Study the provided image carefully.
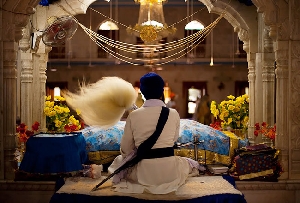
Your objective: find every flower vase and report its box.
[231,129,247,139]
[263,136,274,147]
[15,140,26,168]
[20,142,26,161]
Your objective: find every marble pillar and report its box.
[19,23,34,127]
[262,27,275,125]
[247,53,256,145]
[274,40,289,179]
[1,12,29,179]
[261,27,276,145]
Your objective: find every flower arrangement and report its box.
[210,94,249,131]
[44,95,82,133]
[254,122,276,141]
[16,121,40,143]
[15,121,40,164]
[209,120,222,131]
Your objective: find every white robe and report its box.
[108,99,195,194]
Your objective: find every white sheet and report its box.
[56,176,243,200]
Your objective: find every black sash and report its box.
[137,107,170,159]
[142,147,174,159]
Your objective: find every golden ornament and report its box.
[135,0,166,4]
[140,25,158,43]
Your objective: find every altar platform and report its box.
[49,175,247,203]
[1,178,300,203]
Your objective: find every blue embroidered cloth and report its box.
[82,121,125,152]
[81,119,248,156]
[19,120,248,174]
[178,119,248,155]
[19,132,88,174]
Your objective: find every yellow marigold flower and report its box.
[55,120,62,128]
[68,115,80,127]
[242,94,248,99]
[44,101,51,107]
[213,109,219,117]
[45,101,54,108]
[49,101,54,107]
[227,100,234,105]
[76,109,81,115]
[210,94,248,131]
[73,120,79,126]
[54,106,63,114]
[44,95,87,132]
[235,96,243,103]
[61,107,70,113]
[228,105,235,111]
[223,110,229,117]
[54,96,65,101]
[219,113,224,120]
[220,101,226,107]
[46,95,51,101]
[69,115,75,122]
[55,96,66,101]
[44,107,50,113]
[227,95,235,100]
[49,110,56,117]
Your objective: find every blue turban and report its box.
[140,72,165,100]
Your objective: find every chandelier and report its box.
[127,0,176,43]
[75,5,223,66]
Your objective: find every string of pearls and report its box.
[77,15,223,65]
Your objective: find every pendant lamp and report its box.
[127,0,176,43]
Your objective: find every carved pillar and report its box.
[19,23,34,127]
[2,41,17,180]
[32,49,50,132]
[252,13,265,144]
[262,27,275,126]
[1,12,29,179]
[274,41,289,179]
[290,41,300,180]
[247,54,256,145]
[252,0,291,179]
[38,52,49,132]
[289,0,300,179]
[262,54,275,123]
[236,27,255,143]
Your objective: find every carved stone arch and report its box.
[2,0,39,41]
[2,0,39,14]
[234,26,250,53]
[199,0,253,53]
[251,0,277,25]
[19,23,32,52]
[57,0,97,15]
[200,0,250,32]
[251,0,279,40]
